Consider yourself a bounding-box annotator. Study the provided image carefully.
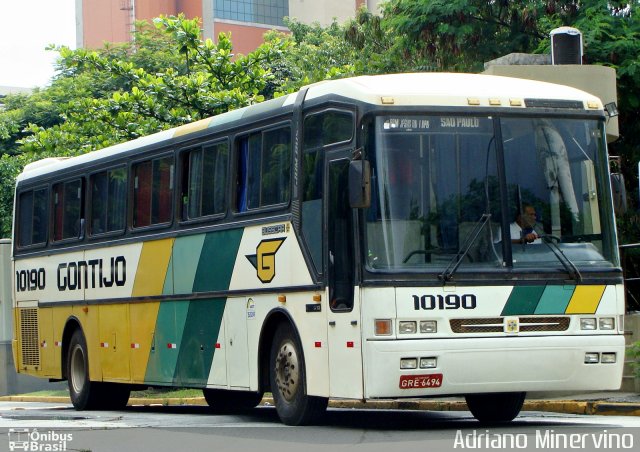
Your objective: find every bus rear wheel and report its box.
[67,329,130,410]
[269,323,327,425]
[465,392,526,423]
[203,389,263,412]
[68,329,102,410]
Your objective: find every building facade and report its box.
[76,0,383,55]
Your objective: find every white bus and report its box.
[12,73,624,425]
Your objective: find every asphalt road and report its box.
[1,401,639,452]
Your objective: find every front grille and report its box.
[450,317,503,333]
[520,316,570,332]
[20,308,40,366]
[450,316,570,334]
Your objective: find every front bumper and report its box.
[363,335,624,398]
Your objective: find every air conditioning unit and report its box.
[550,27,583,65]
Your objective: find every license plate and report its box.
[399,373,443,389]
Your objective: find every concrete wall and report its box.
[0,240,11,342]
[289,0,359,25]
[623,313,640,392]
[483,63,619,143]
[80,0,132,47]
[0,239,64,395]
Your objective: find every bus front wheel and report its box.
[465,392,526,423]
[269,323,327,425]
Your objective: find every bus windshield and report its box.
[364,115,617,273]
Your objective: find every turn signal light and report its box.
[375,319,393,336]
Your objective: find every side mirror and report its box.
[349,160,371,208]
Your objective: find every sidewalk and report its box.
[1,391,638,416]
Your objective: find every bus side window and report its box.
[133,156,174,228]
[52,179,84,242]
[236,126,291,212]
[301,110,354,275]
[17,188,48,248]
[183,141,228,220]
[90,167,126,236]
[303,110,353,149]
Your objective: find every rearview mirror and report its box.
[349,160,371,208]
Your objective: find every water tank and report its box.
[551,27,583,65]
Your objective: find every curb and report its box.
[1,395,639,416]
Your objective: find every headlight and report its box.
[420,320,437,333]
[601,353,616,364]
[580,318,597,330]
[399,321,417,334]
[599,318,615,330]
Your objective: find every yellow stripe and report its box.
[98,304,130,381]
[564,285,606,314]
[132,238,174,297]
[173,118,213,137]
[130,301,161,383]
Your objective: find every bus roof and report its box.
[17,72,602,184]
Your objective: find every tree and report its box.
[382,0,584,71]
[0,14,358,237]
[0,15,284,236]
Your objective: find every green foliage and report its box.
[629,341,640,379]
[0,15,280,236]
[343,7,427,73]
[381,0,577,71]
[262,18,356,94]
[21,16,279,156]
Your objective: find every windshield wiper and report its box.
[539,235,582,282]
[439,214,491,283]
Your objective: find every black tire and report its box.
[269,323,327,425]
[203,389,263,412]
[67,329,101,410]
[67,329,130,410]
[465,392,526,423]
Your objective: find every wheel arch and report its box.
[60,316,83,380]
[257,308,302,393]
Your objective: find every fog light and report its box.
[400,358,417,369]
[420,320,437,333]
[599,318,615,330]
[420,357,437,369]
[601,353,616,364]
[375,319,392,336]
[399,321,417,334]
[580,318,597,330]
[584,352,599,364]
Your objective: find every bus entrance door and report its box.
[326,157,363,398]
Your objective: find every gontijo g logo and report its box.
[246,238,286,283]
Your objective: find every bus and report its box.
[12,73,625,425]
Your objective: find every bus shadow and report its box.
[123,403,604,431]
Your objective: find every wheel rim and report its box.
[70,344,86,394]
[274,339,300,402]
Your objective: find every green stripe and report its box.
[173,298,226,386]
[172,234,206,294]
[534,285,575,314]
[501,286,545,315]
[193,229,243,292]
[144,300,190,384]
